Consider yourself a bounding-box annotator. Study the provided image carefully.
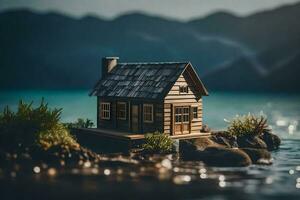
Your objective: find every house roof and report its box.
[90,61,208,99]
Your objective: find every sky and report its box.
[0,0,300,20]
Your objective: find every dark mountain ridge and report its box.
[0,2,300,92]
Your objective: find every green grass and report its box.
[64,118,94,129]
[226,114,271,137]
[141,131,174,154]
[0,99,78,151]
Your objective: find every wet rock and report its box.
[210,131,238,148]
[237,136,267,149]
[192,137,222,150]
[201,124,211,133]
[259,132,281,151]
[241,148,272,164]
[180,140,252,167]
[30,145,100,167]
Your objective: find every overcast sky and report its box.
[0,0,300,20]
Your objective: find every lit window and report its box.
[192,107,198,119]
[179,86,188,93]
[100,102,110,120]
[143,104,153,123]
[117,102,126,120]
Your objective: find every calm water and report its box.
[0,90,300,199]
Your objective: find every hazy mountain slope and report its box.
[202,42,300,92]
[189,3,300,51]
[0,2,299,91]
[0,10,242,89]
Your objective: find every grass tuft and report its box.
[0,99,78,151]
[141,131,174,154]
[226,114,271,137]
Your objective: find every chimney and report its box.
[102,57,119,78]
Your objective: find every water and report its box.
[0,90,300,199]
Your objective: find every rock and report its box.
[193,137,222,150]
[259,132,281,151]
[201,124,211,133]
[30,145,100,166]
[241,148,272,164]
[210,131,238,148]
[237,136,267,149]
[180,140,252,167]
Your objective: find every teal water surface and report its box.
[0,90,299,139]
[0,90,300,199]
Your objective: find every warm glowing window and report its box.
[117,102,126,120]
[100,102,110,120]
[179,86,188,93]
[143,104,153,123]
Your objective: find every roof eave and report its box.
[185,62,209,96]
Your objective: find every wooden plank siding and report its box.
[97,98,163,134]
[164,73,203,135]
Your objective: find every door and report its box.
[174,106,190,135]
[131,105,139,133]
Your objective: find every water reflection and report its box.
[1,140,300,199]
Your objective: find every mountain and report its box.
[0,2,300,92]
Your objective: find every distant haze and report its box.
[0,0,300,20]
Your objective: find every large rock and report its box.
[180,140,252,167]
[237,136,267,149]
[189,137,222,150]
[241,148,272,164]
[259,132,281,151]
[210,131,238,148]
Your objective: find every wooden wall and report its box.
[97,98,163,134]
[164,72,203,135]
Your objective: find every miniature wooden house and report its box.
[90,57,208,136]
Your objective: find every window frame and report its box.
[100,102,111,120]
[143,104,153,123]
[117,102,127,120]
[192,107,198,119]
[175,106,190,123]
[179,85,189,94]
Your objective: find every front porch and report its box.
[71,127,210,153]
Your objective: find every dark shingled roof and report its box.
[90,62,208,99]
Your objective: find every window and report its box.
[175,107,190,123]
[100,102,110,120]
[179,86,188,93]
[117,102,126,120]
[143,104,153,123]
[192,107,198,119]
[182,107,190,122]
[175,107,182,123]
